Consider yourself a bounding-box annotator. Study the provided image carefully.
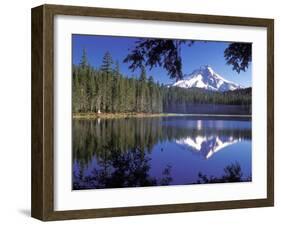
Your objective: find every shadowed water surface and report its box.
[72,116,252,189]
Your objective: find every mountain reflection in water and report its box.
[176,135,241,159]
[73,116,252,189]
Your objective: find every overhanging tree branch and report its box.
[124,39,252,80]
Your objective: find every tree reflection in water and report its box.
[73,145,172,189]
[197,161,251,184]
[72,117,251,189]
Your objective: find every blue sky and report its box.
[72,34,252,87]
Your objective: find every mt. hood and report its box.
[172,65,243,92]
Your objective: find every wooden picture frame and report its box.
[31,4,274,221]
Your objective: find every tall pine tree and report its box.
[79,48,88,68]
[100,51,113,74]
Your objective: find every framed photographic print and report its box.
[31,4,274,221]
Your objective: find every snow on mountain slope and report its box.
[172,65,243,92]
[176,135,239,159]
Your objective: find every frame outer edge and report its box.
[32,5,55,221]
[43,4,55,221]
[267,19,274,206]
[43,4,272,27]
[31,5,44,220]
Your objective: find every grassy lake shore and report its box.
[73,112,252,119]
[73,112,178,119]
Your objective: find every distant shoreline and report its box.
[73,112,252,119]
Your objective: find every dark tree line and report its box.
[73,50,163,113]
[73,50,251,114]
[162,87,252,108]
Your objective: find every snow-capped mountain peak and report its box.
[172,65,243,92]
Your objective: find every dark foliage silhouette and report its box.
[124,39,251,80]
[73,146,173,189]
[224,43,252,73]
[124,39,191,80]
[197,162,251,184]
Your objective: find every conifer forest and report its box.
[72,49,251,114]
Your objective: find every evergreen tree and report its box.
[72,65,81,112]
[148,76,155,113]
[101,51,113,74]
[79,48,88,69]
[114,60,120,76]
[138,66,148,112]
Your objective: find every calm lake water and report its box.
[72,116,252,190]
